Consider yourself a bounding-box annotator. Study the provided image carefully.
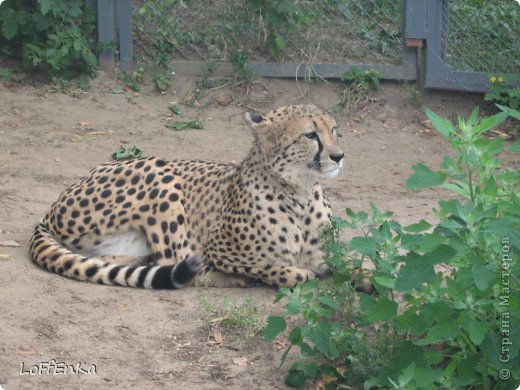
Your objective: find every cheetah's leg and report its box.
[134,181,194,266]
[209,261,316,288]
[189,264,259,288]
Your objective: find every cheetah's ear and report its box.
[244,112,264,127]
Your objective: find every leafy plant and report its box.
[154,72,173,91]
[0,0,97,79]
[265,107,520,388]
[168,120,204,130]
[111,145,144,161]
[168,104,182,115]
[231,50,255,82]
[117,67,145,92]
[220,297,268,339]
[339,66,383,112]
[245,0,315,60]
[485,75,520,111]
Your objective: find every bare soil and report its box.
[0,73,496,389]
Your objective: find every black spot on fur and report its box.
[85,266,99,278]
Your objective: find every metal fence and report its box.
[422,0,520,92]
[443,0,520,74]
[90,0,520,93]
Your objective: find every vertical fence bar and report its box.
[401,0,418,69]
[97,0,116,70]
[115,0,134,70]
[425,0,445,88]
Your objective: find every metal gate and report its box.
[90,0,520,93]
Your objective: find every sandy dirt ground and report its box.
[0,73,497,389]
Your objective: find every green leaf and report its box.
[473,264,496,291]
[498,104,520,121]
[38,0,53,15]
[425,109,455,138]
[288,327,302,344]
[395,244,457,292]
[285,369,306,388]
[462,316,487,346]
[404,219,432,233]
[2,18,19,40]
[395,309,433,335]
[395,246,455,292]
[395,253,435,291]
[300,279,318,294]
[423,244,457,265]
[264,316,286,341]
[414,320,458,346]
[0,68,11,78]
[303,363,319,379]
[360,294,398,323]
[309,326,330,353]
[467,106,479,126]
[167,120,204,130]
[399,362,416,386]
[279,345,292,367]
[400,232,444,252]
[482,176,498,199]
[440,182,471,198]
[473,112,508,135]
[317,295,339,310]
[373,276,395,289]
[275,36,285,50]
[406,163,447,189]
[350,236,377,255]
[509,139,520,153]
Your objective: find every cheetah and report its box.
[30,104,345,289]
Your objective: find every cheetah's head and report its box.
[245,105,344,180]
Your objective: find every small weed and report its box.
[168,120,204,130]
[197,293,267,341]
[230,50,255,83]
[154,72,173,91]
[118,67,145,92]
[168,104,182,115]
[402,81,422,108]
[111,146,144,161]
[220,297,268,340]
[485,75,520,111]
[339,66,383,112]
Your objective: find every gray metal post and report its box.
[97,0,116,70]
[116,0,134,70]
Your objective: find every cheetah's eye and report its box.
[331,126,338,135]
[305,131,318,140]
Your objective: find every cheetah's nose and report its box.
[329,153,344,163]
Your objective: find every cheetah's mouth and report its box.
[320,167,341,179]
[308,159,343,179]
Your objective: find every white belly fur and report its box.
[78,230,151,257]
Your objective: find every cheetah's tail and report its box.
[29,222,202,289]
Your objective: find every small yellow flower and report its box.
[490,76,497,83]
[498,76,504,83]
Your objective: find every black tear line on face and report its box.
[310,135,323,171]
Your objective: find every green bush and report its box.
[265,107,520,389]
[486,75,520,111]
[0,0,97,78]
